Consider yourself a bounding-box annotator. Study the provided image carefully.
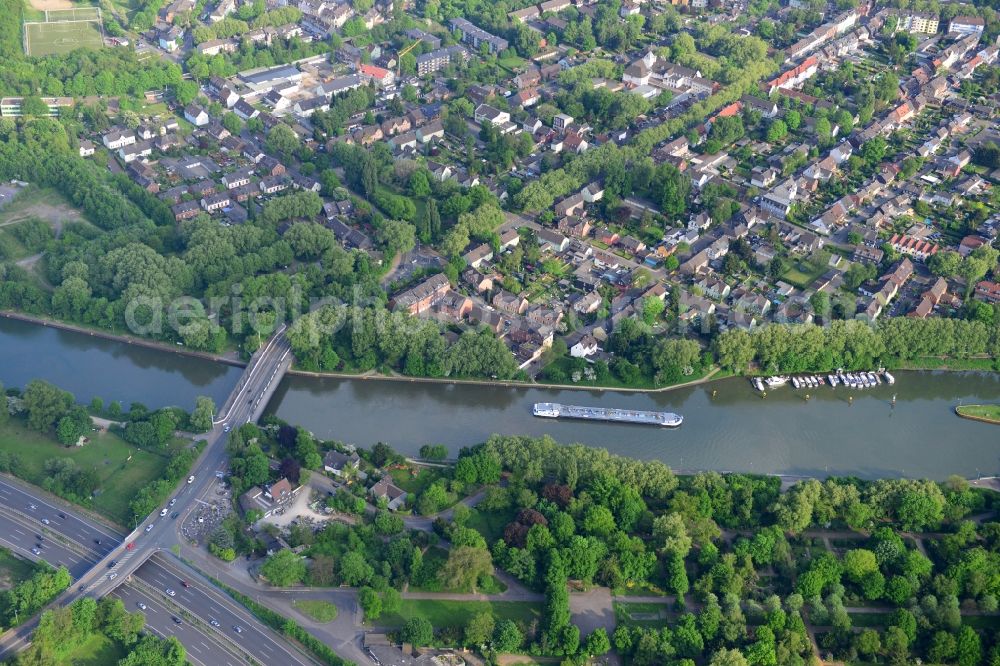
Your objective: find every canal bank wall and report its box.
[955,406,1000,426]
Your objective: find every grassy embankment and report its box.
[0,417,189,525]
[955,404,1000,425]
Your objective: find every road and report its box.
[0,481,256,665]
[0,328,300,662]
[83,326,292,598]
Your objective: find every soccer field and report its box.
[25,19,103,56]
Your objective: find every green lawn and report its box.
[955,404,1000,424]
[847,613,889,627]
[52,632,126,665]
[0,417,189,525]
[292,599,339,623]
[389,466,446,496]
[0,548,43,591]
[465,507,514,544]
[781,262,826,289]
[378,599,542,629]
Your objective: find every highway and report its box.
[0,489,253,665]
[0,328,306,663]
[111,584,247,666]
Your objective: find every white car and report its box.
[165,588,176,597]
[160,508,168,517]
[169,499,177,506]
[108,573,117,580]
[210,618,220,627]
[187,476,195,484]
[137,602,147,610]
[31,547,41,555]
[145,524,154,533]
[41,518,50,525]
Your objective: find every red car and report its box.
[181,581,190,588]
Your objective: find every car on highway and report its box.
[165,588,176,597]
[145,524,154,533]
[223,424,230,432]
[159,508,168,517]
[137,602,147,610]
[233,625,243,633]
[187,476,195,484]
[31,547,41,555]
[169,498,177,506]
[170,511,179,519]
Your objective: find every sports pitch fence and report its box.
[23,7,104,57]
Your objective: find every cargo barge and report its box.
[533,402,683,427]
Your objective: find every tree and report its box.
[439,546,494,592]
[190,396,214,432]
[360,154,378,199]
[265,124,298,159]
[221,112,243,135]
[339,551,374,586]
[957,626,982,666]
[766,119,787,143]
[492,619,523,652]
[23,380,74,432]
[464,611,495,647]
[710,648,749,666]
[585,628,611,656]
[928,250,962,277]
[402,617,434,646]
[856,629,881,657]
[358,586,382,621]
[260,549,306,586]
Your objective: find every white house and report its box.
[184,105,209,127]
[570,335,599,358]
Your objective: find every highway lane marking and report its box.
[142,558,306,664]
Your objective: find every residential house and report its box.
[463,243,494,269]
[184,105,209,126]
[370,479,407,510]
[493,290,529,315]
[259,175,289,194]
[450,17,509,54]
[570,334,599,359]
[201,192,231,212]
[171,200,201,221]
[102,128,136,150]
[323,449,361,477]
[391,273,450,315]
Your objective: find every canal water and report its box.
[0,317,242,410]
[2,317,999,479]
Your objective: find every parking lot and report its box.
[181,478,232,544]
